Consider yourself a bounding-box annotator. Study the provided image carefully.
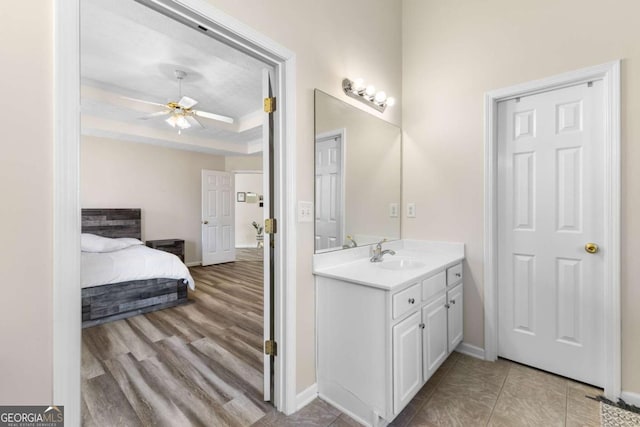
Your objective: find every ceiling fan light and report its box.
[176,115,191,129]
[165,115,178,128]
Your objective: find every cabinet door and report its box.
[447,283,464,351]
[393,311,422,414]
[422,295,448,380]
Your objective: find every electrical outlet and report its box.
[389,203,399,218]
[407,203,416,218]
[298,201,313,222]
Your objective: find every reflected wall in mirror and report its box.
[314,89,401,253]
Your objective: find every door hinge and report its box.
[265,218,277,234]
[264,97,276,113]
[265,340,277,356]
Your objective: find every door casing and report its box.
[53,0,298,424]
[483,61,621,399]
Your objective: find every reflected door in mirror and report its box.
[315,131,344,251]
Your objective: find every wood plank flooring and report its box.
[82,249,271,426]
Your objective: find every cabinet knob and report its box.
[450,299,456,305]
[408,298,415,304]
[445,303,450,309]
[419,323,425,329]
[455,273,461,277]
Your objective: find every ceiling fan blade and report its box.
[121,96,167,108]
[139,110,171,120]
[194,110,235,124]
[186,115,204,129]
[178,96,198,109]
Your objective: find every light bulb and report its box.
[165,116,177,128]
[365,85,376,97]
[374,91,387,103]
[386,97,396,107]
[176,116,191,129]
[353,78,365,92]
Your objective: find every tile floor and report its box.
[257,352,603,426]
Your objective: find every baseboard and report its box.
[185,261,202,267]
[455,342,485,360]
[296,383,318,411]
[318,392,372,427]
[621,391,640,407]
[235,244,257,249]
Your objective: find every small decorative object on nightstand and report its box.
[146,239,185,262]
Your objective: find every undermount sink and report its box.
[377,258,426,271]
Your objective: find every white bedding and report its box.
[81,245,195,290]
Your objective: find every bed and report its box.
[81,208,194,328]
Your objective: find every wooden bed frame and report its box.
[81,209,189,328]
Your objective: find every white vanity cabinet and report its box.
[316,261,464,427]
[392,311,422,412]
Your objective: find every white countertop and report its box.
[313,240,464,290]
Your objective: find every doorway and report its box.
[483,62,621,398]
[53,0,297,423]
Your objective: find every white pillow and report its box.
[81,233,128,253]
[116,237,144,248]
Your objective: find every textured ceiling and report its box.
[80,0,267,155]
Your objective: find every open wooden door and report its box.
[262,68,276,402]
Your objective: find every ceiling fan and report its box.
[124,69,234,133]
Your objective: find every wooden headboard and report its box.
[81,209,142,240]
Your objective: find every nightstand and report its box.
[145,239,185,262]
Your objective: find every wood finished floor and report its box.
[82,249,272,426]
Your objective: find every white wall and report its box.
[402,0,640,394]
[225,155,263,172]
[235,173,264,247]
[0,1,53,405]
[81,136,225,264]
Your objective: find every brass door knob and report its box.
[585,243,599,254]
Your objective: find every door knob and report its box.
[203,220,209,225]
[584,243,598,254]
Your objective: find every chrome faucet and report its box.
[370,239,396,262]
[342,235,358,249]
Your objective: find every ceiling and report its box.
[80,0,267,156]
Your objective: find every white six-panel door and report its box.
[497,81,605,386]
[201,169,236,266]
[315,132,343,251]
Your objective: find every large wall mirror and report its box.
[314,89,401,253]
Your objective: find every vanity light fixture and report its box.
[342,78,395,112]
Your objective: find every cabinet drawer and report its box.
[446,263,463,286]
[393,283,421,319]
[422,271,446,302]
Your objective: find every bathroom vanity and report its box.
[313,240,464,427]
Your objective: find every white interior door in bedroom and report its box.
[201,169,236,265]
[497,81,605,386]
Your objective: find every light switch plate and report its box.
[298,201,313,222]
[389,203,399,218]
[407,203,416,218]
